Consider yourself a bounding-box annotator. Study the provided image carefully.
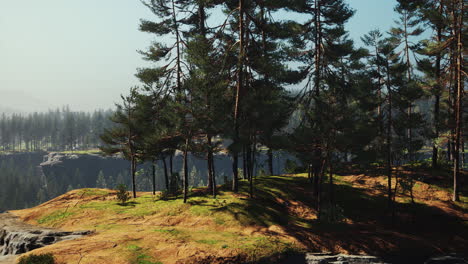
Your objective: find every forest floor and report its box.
[8,168,468,264]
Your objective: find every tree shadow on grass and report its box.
[201,175,467,263]
[117,201,138,207]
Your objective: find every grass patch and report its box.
[196,239,221,245]
[38,210,74,224]
[59,149,102,155]
[126,244,162,264]
[78,188,110,197]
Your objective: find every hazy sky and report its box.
[0,0,398,112]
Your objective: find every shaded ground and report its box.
[7,170,468,264]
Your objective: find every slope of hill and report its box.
[6,172,468,264]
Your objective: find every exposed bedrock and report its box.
[0,213,91,256]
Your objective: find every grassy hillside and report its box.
[10,171,468,264]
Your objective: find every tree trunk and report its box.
[211,147,217,198]
[249,138,256,198]
[432,3,443,169]
[169,154,173,178]
[207,135,215,195]
[386,62,393,212]
[242,146,247,179]
[453,0,463,202]
[232,0,244,193]
[317,159,325,220]
[268,148,274,176]
[207,152,213,192]
[131,156,137,199]
[152,160,156,195]
[183,139,189,203]
[328,157,334,221]
[232,154,239,192]
[171,0,182,95]
[403,11,413,163]
[162,157,169,191]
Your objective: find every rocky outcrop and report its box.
[0,213,91,256]
[303,253,468,264]
[425,254,468,264]
[305,253,387,264]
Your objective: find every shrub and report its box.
[18,253,55,264]
[284,159,304,174]
[116,184,131,205]
[159,189,169,200]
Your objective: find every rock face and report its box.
[425,255,468,264]
[0,213,91,256]
[306,253,387,264]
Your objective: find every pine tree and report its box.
[96,170,107,189]
[100,87,141,198]
[417,0,449,169]
[295,0,354,219]
[389,3,425,164]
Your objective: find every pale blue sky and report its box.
[0,0,398,112]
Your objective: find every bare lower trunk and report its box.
[317,159,325,220]
[131,157,137,198]
[169,154,173,177]
[183,139,189,203]
[453,0,463,201]
[162,157,169,191]
[207,135,216,197]
[268,148,274,176]
[328,159,334,221]
[211,151,217,198]
[152,160,156,195]
[232,154,239,192]
[232,0,244,193]
[242,146,247,179]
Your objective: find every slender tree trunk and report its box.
[386,62,393,212]
[314,0,321,97]
[162,157,169,191]
[131,156,137,198]
[232,0,244,193]
[249,137,256,198]
[169,154,173,178]
[207,135,215,196]
[462,138,465,169]
[152,159,156,195]
[207,152,213,192]
[312,0,323,208]
[453,0,463,201]
[268,148,274,176]
[328,157,334,221]
[171,0,182,95]
[432,3,443,169]
[211,148,217,198]
[403,11,413,163]
[246,143,252,181]
[317,159,325,220]
[242,146,247,179]
[183,139,189,203]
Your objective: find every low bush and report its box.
[116,184,131,205]
[18,253,55,264]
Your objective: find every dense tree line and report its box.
[98,0,465,221]
[0,108,114,152]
